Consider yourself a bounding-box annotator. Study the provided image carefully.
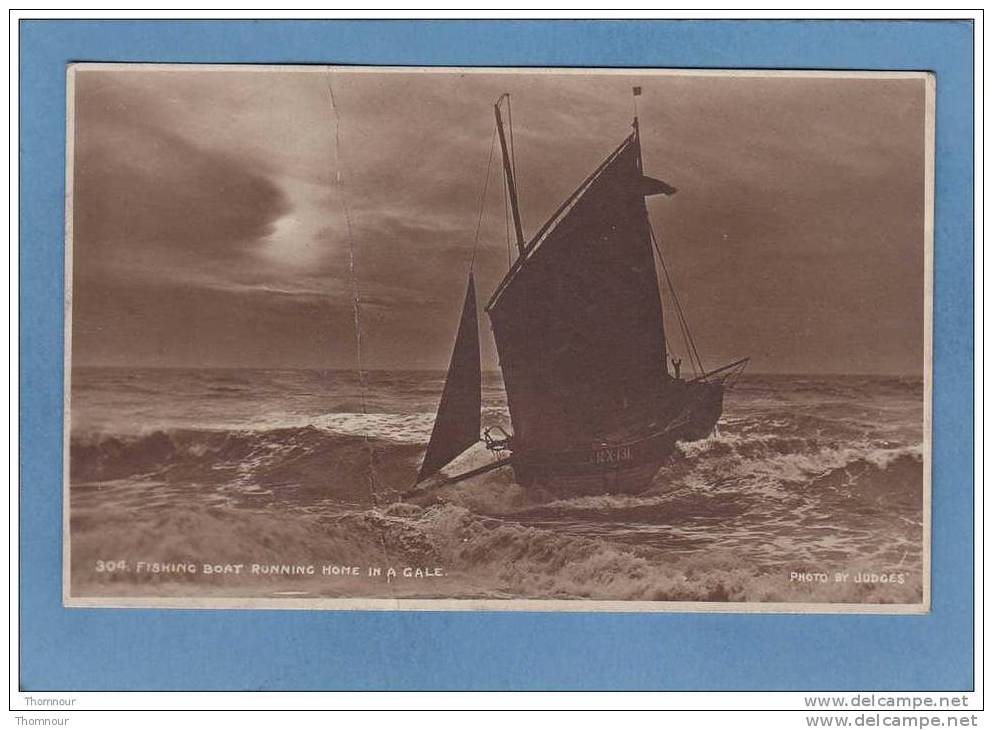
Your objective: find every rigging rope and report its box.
[650,223,705,377]
[470,126,498,269]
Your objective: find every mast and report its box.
[632,118,643,172]
[494,95,526,257]
[632,85,643,170]
[485,89,684,451]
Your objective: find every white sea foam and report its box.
[68,369,926,605]
[310,412,436,443]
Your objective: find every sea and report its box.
[68,367,925,605]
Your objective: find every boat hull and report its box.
[511,441,674,495]
[509,379,724,495]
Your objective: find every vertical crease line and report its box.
[326,74,395,594]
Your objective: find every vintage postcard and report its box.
[63,65,933,612]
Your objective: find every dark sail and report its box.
[486,133,670,452]
[417,273,482,482]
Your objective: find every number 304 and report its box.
[95,560,127,572]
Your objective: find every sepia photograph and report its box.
[64,65,933,611]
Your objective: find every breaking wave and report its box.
[70,416,922,498]
[68,369,926,605]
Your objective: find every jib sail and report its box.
[416,273,482,482]
[486,131,674,451]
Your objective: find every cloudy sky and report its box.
[69,67,928,374]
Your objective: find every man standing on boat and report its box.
[672,357,682,380]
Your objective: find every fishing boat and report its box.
[413,90,748,496]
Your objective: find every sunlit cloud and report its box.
[70,67,927,373]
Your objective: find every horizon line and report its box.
[70,363,926,379]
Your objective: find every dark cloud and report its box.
[72,74,290,281]
[69,68,928,374]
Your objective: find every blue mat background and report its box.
[19,19,974,691]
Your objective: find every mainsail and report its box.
[416,273,482,482]
[486,130,675,451]
[408,98,740,497]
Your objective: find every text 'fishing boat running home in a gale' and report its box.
[413,89,750,497]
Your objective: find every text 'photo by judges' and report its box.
[64,65,933,612]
